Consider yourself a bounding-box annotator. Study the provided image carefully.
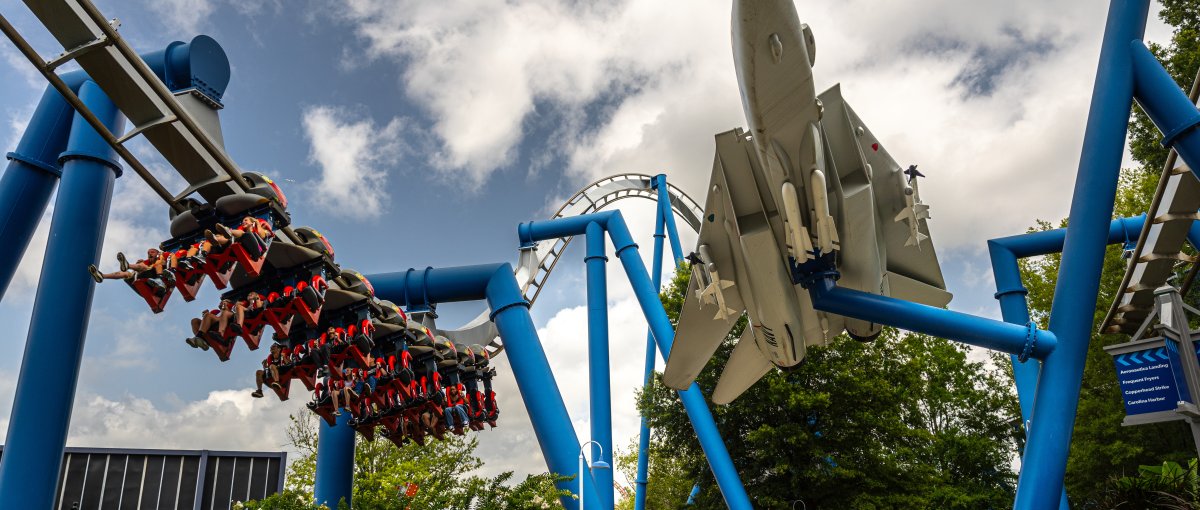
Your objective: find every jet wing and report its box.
[712,320,774,404]
[663,148,747,390]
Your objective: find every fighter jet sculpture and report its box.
[662,0,952,404]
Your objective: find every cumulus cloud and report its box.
[66,389,308,454]
[301,106,413,220]
[331,0,1172,250]
[0,367,304,455]
[143,0,217,35]
[0,43,42,90]
[333,0,714,187]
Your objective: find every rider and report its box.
[443,384,469,430]
[231,291,265,336]
[206,215,273,258]
[88,248,174,287]
[186,299,236,349]
[252,343,288,398]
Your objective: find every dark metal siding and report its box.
[0,447,285,510]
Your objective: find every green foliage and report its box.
[614,439,697,510]
[243,412,569,509]
[637,267,1020,509]
[1094,459,1200,509]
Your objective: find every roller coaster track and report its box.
[1101,67,1200,335]
[439,173,703,355]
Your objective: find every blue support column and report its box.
[655,175,685,264]
[368,264,602,509]
[634,203,666,510]
[0,80,124,509]
[1130,40,1200,175]
[585,222,615,509]
[1013,1,1150,506]
[0,79,84,302]
[314,412,356,508]
[521,211,753,509]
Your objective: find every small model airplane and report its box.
[662,0,952,404]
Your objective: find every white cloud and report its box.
[301,106,409,220]
[0,42,42,90]
[0,367,304,455]
[332,0,1173,251]
[144,0,217,35]
[334,0,713,187]
[65,389,308,454]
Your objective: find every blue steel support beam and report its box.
[654,174,686,264]
[987,216,1144,510]
[367,264,602,509]
[988,214,1146,426]
[0,84,77,301]
[0,81,124,509]
[806,277,1058,359]
[1130,41,1200,175]
[314,412,355,508]
[1014,1,1149,506]
[521,211,753,509]
[634,203,666,510]
[585,222,615,509]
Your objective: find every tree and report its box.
[636,267,1020,509]
[1009,3,1200,504]
[243,412,569,509]
[614,439,697,510]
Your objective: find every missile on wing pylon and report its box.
[662,0,952,404]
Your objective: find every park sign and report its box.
[1105,332,1200,426]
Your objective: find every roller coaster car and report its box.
[225,226,334,293]
[257,275,329,337]
[260,289,297,338]
[376,300,408,327]
[307,389,339,427]
[329,340,371,377]
[379,419,411,448]
[198,326,238,362]
[369,323,408,359]
[202,225,271,280]
[292,276,328,326]
[171,269,206,302]
[287,346,319,392]
[351,418,376,442]
[127,272,175,313]
[165,190,287,288]
[336,269,375,298]
[268,370,293,401]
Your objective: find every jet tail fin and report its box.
[904,232,930,247]
[712,327,773,405]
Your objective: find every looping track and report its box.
[440,173,702,355]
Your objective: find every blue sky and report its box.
[0,0,1177,492]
